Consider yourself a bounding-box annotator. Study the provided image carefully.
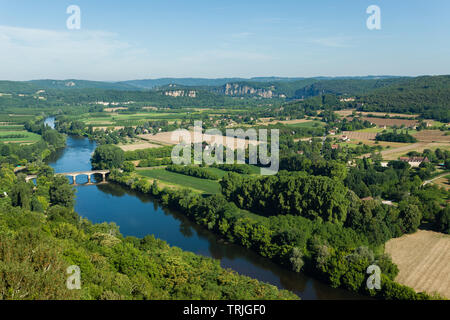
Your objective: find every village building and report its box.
[340,135,350,142]
[399,157,429,168]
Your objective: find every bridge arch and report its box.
[57,170,110,185]
[25,170,111,185]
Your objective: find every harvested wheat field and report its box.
[412,130,450,143]
[385,230,450,298]
[336,109,419,118]
[381,142,449,160]
[104,107,128,112]
[342,131,378,141]
[347,117,419,128]
[93,126,125,131]
[119,142,162,151]
[138,132,179,145]
[139,130,261,150]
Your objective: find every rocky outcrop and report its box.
[222,83,275,98]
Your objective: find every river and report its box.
[44,118,363,300]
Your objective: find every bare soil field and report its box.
[385,230,450,298]
[346,128,449,160]
[382,142,449,160]
[357,142,445,160]
[138,132,178,146]
[336,109,420,118]
[104,107,128,112]
[119,142,162,151]
[342,131,378,141]
[294,137,313,142]
[4,141,35,145]
[347,117,419,128]
[412,130,450,143]
[93,126,125,131]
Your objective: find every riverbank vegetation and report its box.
[0,164,297,300]
[0,119,66,167]
[109,169,443,300]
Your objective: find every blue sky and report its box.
[0,0,449,80]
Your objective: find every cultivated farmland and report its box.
[139,130,261,150]
[411,130,450,143]
[385,230,450,299]
[349,117,419,128]
[119,141,162,151]
[341,131,378,141]
[335,109,420,118]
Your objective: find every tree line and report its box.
[109,169,437,300]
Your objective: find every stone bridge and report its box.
[25,170,111,185]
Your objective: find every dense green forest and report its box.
[355,76,450,122]
[293,78,408,98]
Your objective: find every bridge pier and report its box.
[26,170,111,186]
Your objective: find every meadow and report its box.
[0,130,41,143]
[137,168,221,194]
[0,114,41,144]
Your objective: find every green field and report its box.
[203,165,261,178]
[0,125,24,131]
[0,114,36,124]
[0,130,41,143]
[137,169,221,194]
[203,167,229,179]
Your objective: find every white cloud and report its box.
[0,25,153,81]
[0,25,275,80]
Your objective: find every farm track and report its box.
[422,172,450,186]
